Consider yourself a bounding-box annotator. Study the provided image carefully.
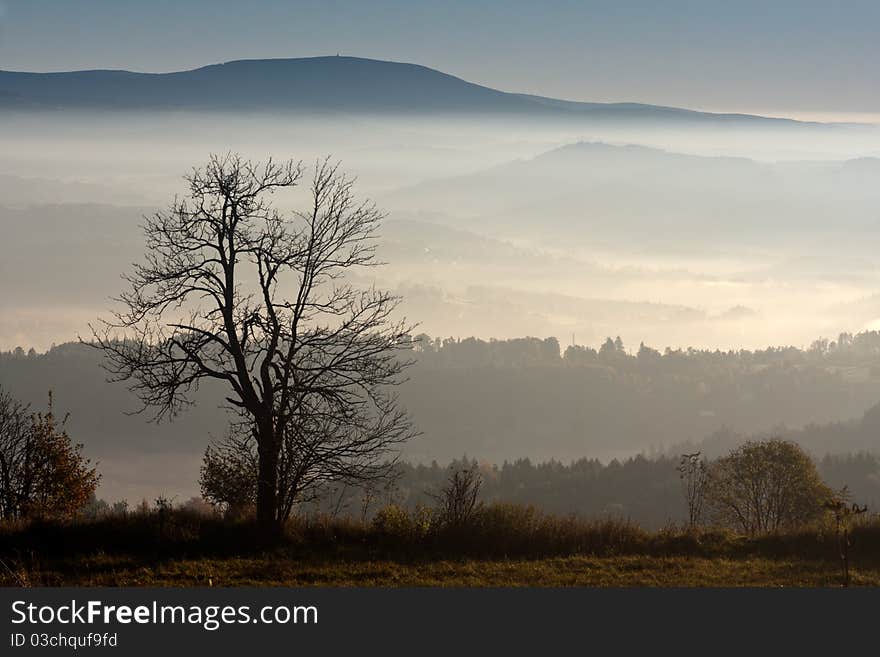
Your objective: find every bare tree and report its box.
[432,465,483,528]
[826,487,869,587]
[0,387,29,519]
[91,154,416,533]
[677,451,708,529]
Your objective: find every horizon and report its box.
[1,0,878,118]
[2,53,878,125]
[3,328,876,359]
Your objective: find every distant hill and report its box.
[383,141,769,224]
[3,338,880,501]
[0,55,800,124]
[382,141,880,248]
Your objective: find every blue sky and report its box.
[0,0,877,116]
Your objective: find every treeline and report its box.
[305,451,880,529]
[411,330,880,370]
[8,328,880,369]
[405,331,880,461]
[2,334,880,479]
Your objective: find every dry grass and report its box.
[7,553,879,587]
[2,504,879,587]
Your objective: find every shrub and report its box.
[0,388,100,521]
[706,439,833,535]
[372,504,415,539]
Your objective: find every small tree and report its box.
[432,465,483,528]
[0,388,100,520]
[677,451,708,529]
[200,429,257,517]
[826,487,869,587]
[92,154,416,534]
[0,387,29,519]
[706,439,831,535]
[201,403,409,522]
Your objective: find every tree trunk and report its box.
[256,427,280,538]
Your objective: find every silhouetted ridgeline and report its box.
[0,56,799,124]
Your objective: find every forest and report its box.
[2,330,880,523]
[297,450,878,529]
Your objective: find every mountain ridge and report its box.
[0,55,813,124]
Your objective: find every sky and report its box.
[0,0,878,118]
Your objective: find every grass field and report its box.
[10,553,880,587]
[2,506,878,587]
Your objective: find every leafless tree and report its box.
[91,154,416,533]
[432,465,483,528]
[826,487,869,587]
[677,451,708,529]
[0,388,30,519]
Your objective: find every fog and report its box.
[4,109,880,502]
[2,111,880,353]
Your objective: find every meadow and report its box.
[2,504,877,587]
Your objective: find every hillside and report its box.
[3,337,880,502]
[383,143,880,247]
[0,56,798,123]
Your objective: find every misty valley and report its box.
[2,56,880,588]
